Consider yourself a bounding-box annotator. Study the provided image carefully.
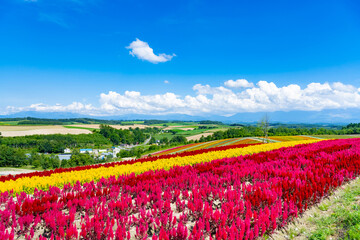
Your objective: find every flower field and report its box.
[268,135,319,142]
[153,138,261,156]
[0,142,262,185]
[0,141,316,194]
[3,138,360,239]
[153,136,318,156]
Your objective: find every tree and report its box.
[0,145,26,167]
[40,155,51,170]
[160,137,169,144]
[149,136,156,144]
[259,114,270,143]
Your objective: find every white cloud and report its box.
[224,79,254,88]
[5,80,360,117]
[126,38,175,64]
[6,102,96,115]
[164,80,170,84]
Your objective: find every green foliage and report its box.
[307,178,360,240]
[347,223,360,239]
[144,120,168,125]
[169,135,187,144]
[99,124,158,145]
[160,137,169,144]
[67,153,94,167]
[198,126,216,129]
[1,133,111,153]
[27,153,61,170]
[198,120,223,125]
[0,145,26,167]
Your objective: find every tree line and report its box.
[0,133,111,153]
[0,145,109,169]
[99,124,160,145]
[196,125,351,143]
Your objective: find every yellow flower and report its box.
[0,140,322,194]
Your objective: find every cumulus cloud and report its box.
[164,80,170,84]
[6,102,96,115]
[224,79,254,88]
[96,81,360,116]
[5,80,360,117]
[126,38,175,64]
[99,91,186,115]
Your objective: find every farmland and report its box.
[2,138,360,239]
[2,119,360,239]
[0,125,92,137]
[152,135,319,156]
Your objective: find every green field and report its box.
[0,121,21,126]
[312,134,360,139]
[153,127,221,140]
[64,126,97,131]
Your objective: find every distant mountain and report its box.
[224,109,356,124]
[0,111,88,119]
[0,108,358,124]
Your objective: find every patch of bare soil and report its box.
[0,126,92,137]
[186,133,214,141]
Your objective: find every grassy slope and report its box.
[269,177,360,240]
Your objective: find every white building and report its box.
[64,148,71,153]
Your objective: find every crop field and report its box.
[268,135,320,142]
[152,138,233,156]
[150,122,196,127]
[0,121,20,126]
[3,139,360,239]
[185,132,214,141]
[154,131,214,141]
[68,124,151,130]
[312,134,360,139]
[153,137,313,156]
[152,139,261,157]
[0,125,92,137]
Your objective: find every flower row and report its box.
[0,138,358,239]
[0,142,260,183]
[0,140,319,194]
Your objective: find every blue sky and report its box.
[1,0,360,120]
